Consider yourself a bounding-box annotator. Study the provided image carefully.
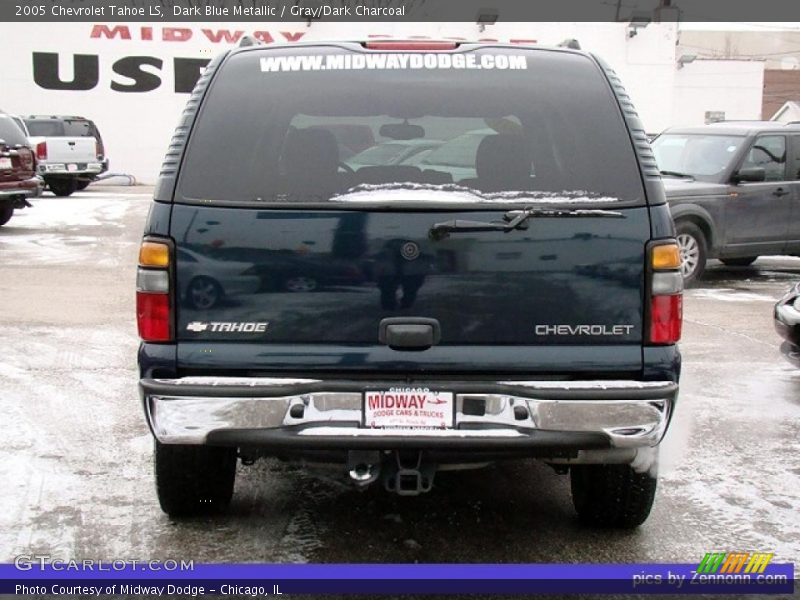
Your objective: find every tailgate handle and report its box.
[379,318,441,350]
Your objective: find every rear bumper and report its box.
[140,378,677,453]
[0,177,38,199]
[39,162,104,176]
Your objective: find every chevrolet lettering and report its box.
[535,324,636,336]
[137,38,682,527]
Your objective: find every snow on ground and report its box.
[0,192,151,266]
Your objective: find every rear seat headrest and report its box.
[476,134,531,188]
[283,128,340,177]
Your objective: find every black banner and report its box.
[3,0,800,23]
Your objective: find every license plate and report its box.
[0,157,12,170]
[364,389,453,429]
[67,163,78,172]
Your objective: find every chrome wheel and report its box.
[188,277,221,309]
[677,233,700,279]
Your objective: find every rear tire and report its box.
[675,221,707,285]
[720,256,757,267]
[47,177,78,197]
[154,441,237,517]
[0,204,13,227]
[570,464,657,528]
[75,179,91,191]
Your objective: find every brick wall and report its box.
[763,70,800,118]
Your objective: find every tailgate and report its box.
[40,137,95,163]
[0,144,35,181]
[172,203,648,352]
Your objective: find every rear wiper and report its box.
[659,170,694,180]
[429,207,624,240]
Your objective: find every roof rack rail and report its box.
[557,38,581,50]
[239,35,261,48]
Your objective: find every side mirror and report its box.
[733,167,766,183]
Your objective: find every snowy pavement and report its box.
[1,187,799,569]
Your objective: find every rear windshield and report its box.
[0,116,29,146]
[25,118,97,138]
[63,119,97,137]
[177,47,645,207]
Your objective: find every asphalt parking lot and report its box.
[1,187,799,569]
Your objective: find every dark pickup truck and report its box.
[137,40,682,528]
[652,121,800,283]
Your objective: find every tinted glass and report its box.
[25,119,64,136]
[789,136,800,180]
[348,142,417,166]
[63,119,97,137]
[0,116,29,146]
[652,133,745,181]
[178,48,644,206]
[740,135,786,182]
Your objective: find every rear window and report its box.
[63,119,97,137]
[25,118,97,138]
[0,116,29,146]
[25,119,64,137]
[177,47,645,207]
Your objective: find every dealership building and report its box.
[2,21,765,183]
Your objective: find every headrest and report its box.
[283,128,339,175]
[475,135,531,187]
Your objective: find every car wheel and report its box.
[720,256,758,267]
[154,441,237,517]
[0,204,13,227]
[570,464,657,528]
[187,276,223,309]
[47,177,78,197]
[675,221,707,285]
[75,180,91,191]
[285,275,318,293]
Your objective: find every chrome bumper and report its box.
[141,378,677,450]
[0,187,36,199]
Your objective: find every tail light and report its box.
[137,239,173,342]
[95,139,104,159]
[36,141,47,160]
[647,242,683,344]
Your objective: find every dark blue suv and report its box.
[137,40,682,527]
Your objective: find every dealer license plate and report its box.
[364,389,454,429]
[0,157,12,170]
[67,163,78,172]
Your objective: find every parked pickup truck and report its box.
[19,115,108,197]
[138,40,682,527]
